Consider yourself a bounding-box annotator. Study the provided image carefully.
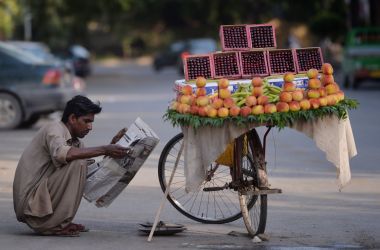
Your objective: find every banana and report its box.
[231,82,283,106]
[231,83,253,107]
[268,86,281,93]
[237,98,247,107]
[263,82,281,103]
[232,92,250,97]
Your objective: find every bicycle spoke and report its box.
[189,190,201,213]
[164,171,185,177]
[215,189,239,212]
[163,167,184,175]
[206,190,210,218]
[169,184,187,194]
[197,189,205,216]
[210,174,232,180]
[180,190,199,206]
[213,189,217,218]
[211,181,237,216]
[170,179,186,185]
[165,159,185,165]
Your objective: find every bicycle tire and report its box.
[238,130,268,236]
[158,133,257,224]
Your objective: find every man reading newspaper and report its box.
[13,96,130,237]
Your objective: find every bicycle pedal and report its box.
[203,184,228,192]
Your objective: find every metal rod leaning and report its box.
[147,141,184,242]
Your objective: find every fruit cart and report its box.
[147,24,358,241]
[148,77,357,241]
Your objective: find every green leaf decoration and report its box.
[163,98,359,129]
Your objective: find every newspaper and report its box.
[83,117,159,207]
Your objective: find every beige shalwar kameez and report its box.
[13,121,87,233]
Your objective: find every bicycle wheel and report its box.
[238,129,267,236]
[158,133,256,224]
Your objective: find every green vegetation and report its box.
[0,0,19,39]
[1,0,373,55]
[164,98,358,129]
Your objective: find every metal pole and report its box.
[23,2,32,41]
[147,141,184,242]
[263,126,272,158]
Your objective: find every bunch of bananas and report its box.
[231,83,252,107]
[263,82,281,103]
[230,81,283,106]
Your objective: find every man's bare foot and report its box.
[70,223,89,232]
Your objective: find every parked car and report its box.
[342,27,380,89]
[7,41,61,65]
[7,40,85,92]
[7,40,75,76]
[153,38,218,74]
[0,42,83,129]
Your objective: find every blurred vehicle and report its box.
[177,38,218,75]
[8,41,85,95]
[68,45,92,78]
[7,40,75,75]
[7,41,61,65]
[153,38,218,74]
[342,27,380,89]
[0,42,83,129]
[153,41,186,71]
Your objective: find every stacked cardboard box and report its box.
[183,24,323,81]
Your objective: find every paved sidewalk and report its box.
[1,158,378,249]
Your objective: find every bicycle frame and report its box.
[204,126,273,192]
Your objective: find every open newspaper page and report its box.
[83,117,159,207]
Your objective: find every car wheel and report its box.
[0,93,23,129]
[19,114,40,128]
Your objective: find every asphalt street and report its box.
[0,58,379,249]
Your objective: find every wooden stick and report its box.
[147,141,184,242]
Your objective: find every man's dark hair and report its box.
[61,95,102,123]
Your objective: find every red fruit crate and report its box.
[211,51,241,79]
[239,50,269,78]
[220,25,251,51]
[294,47,324,73]
[183,54,214,81]
[266,49,296,75]
[247,24,277,49]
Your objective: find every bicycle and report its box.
[157,126,281,236]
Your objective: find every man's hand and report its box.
[66,144,131,162]
[110,128,127,144]
[104,144,131,158]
